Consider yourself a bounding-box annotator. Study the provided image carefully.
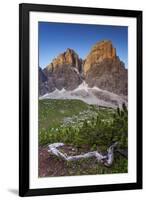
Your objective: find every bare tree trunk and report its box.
[48,142,118,167]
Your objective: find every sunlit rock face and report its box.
[46,48,83,72]
[84,40,116,74]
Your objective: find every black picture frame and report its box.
[19,3,143,197]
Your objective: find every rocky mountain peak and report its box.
[84,40,116,74]
[42,49,83,94]
[39,39,127,96]
[47,48,82,71]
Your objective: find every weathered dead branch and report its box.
[48,142,118,167]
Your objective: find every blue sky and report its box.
[39,22,128,69]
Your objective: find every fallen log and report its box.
[48,142,118,167]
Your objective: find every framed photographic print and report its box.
[19,3,142,197]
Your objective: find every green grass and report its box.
[39,99,114,130]
[66,156,128,175]
[39,99,91,130]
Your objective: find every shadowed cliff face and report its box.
[39,67,48,96]
[39,40,127,96]
[42,48,83,93]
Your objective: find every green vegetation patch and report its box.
[39,99,128,175]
